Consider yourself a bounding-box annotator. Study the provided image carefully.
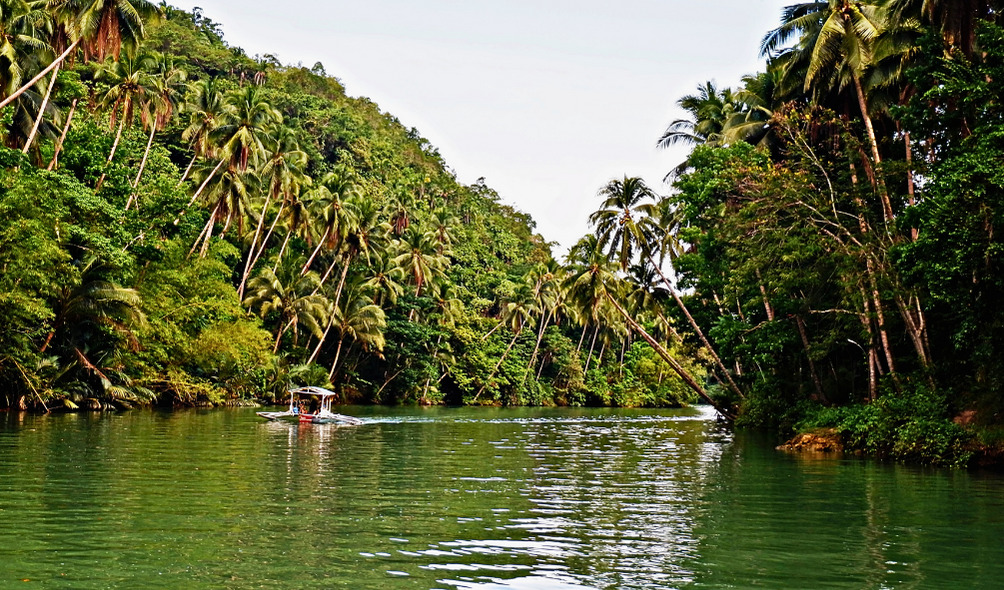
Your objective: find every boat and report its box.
[257,386,364,425]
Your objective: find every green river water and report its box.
[1,405,1002,589]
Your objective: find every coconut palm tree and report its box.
[179,76,227,183]
[763,0,896,224]
[890,0,992,55]
[392,226,448,299]
[189,165,257,257]
[0,0,162,112]
[590,176,745,400]
[40,259,145,356]
[128,52,185,207]
[362,251,406,307]
[94,53,156,190]
[325,277,386,380]
[211,84,280,173]
[474,281,536,402]
[237,126,308,298]
[301,169,359,275]
[562,246,732,418]
[243,262,328,353]
[657,81,748,148]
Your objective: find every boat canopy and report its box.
[289,386,338,398]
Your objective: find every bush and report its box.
[799,383,974,466]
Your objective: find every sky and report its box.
[169,0,791,256]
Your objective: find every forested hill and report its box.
[1,4,698,412]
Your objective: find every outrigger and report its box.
[257,386,364,425]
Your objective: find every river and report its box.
[1,405,1002,589]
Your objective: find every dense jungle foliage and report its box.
[626,0,1004,464]
[2,1,1003,464]
[0,2,700,413]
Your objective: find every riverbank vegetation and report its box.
[604,0,1003,465]
[2,1,1002,465]
[0,2,700,414]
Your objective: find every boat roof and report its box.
[289,386,338,398]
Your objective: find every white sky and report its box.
[168,0,790,256]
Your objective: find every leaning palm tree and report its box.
[301,169,359,275]
[392,226,448,299]
[128,52,186,207]
[94,53,156,190]
[362,251,406,307]
[189,165,257,257]
[237,126,309,298]
[211,84,281,173]
[325,278,386,380]
[474,281,536,402]
[0,0,50,97]
[0,0,162,112]
[562,246,734,419]
[589,176,745,400]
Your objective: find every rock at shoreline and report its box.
[777,428,843,453]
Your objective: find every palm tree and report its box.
[392,226,448,299]
[94,53,156,190]
[890,0,991,55]
[128,52,185,207]
[428,207,457,255]
[243,263,328,353]
[0,0,162,112]
[237,126,308,298]
[362,251,406,307]
[474,282,536,402]
[179,77,227,184]
[562,247,733,419]
[325,277,386,380]
[212,84,280,173]
[40,259,145,356]
[521,259,562,385]
[658,81,747,148]
[763,0,896,224]
[301,169,359,275]
[189,165,257,257]
[589,176,745,400]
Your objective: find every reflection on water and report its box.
[1,406,1003,589]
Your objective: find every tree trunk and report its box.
[306,260,352,365]
[273,231,293,273]
[301,227,330,275]
[521,307,554,386]
[576,324,588,354]
[173,158,227,226]
[47,98,77,171]
[756,269,775,321]
[237,193,272,299]
[189,202,220,258]
[179,151,198,186]
[272,321,291,353]
[96,106,128,191]
[327,336,346,381]
[22,63,59,155]
[604,292,733,420]
[852,72,894,227]
[585,326,599,372]
[127,119,158,209]
[795,315,825,402]
[904,130,918,241]
[474,323,523,402]
[646,253,745,399]
[0,40,79,111]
